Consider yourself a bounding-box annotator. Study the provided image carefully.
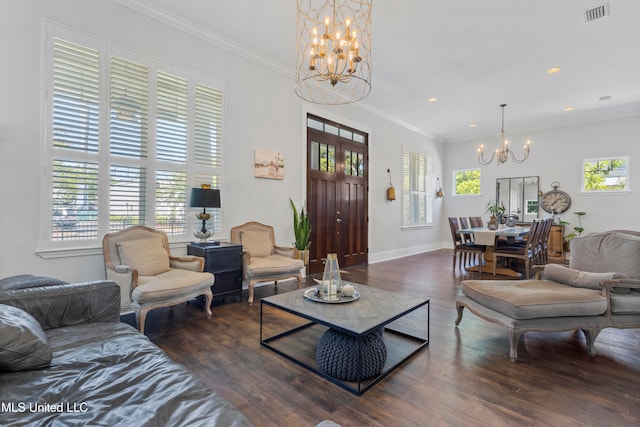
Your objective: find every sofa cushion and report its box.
[246,254,304,277]
[541,264,626,290]
[117,237,171,276]
[133,269,213,304]
[0,275,67,291]
[0,304,52,372]
[241,230,273,258]
[461,280,607,320]
[0,321,253,426]
[570,231,640,279]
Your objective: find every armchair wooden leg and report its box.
[203,290,213,317]
[136,308,149,334]
[248,282,255,306]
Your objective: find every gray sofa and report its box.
[455,230,640,362]
[0,275,252,427]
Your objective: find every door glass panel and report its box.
[345,149,352,175]
[357,152,364,176]
[325,124,339,136]
[339,128,353,140]
[311,141,319,170]
[319,143,328,171]
[328,145,336,172]
[307,117,323,131]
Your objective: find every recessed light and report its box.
[469,123,477,128]
[428,97,438,103]
[547,67,561,74]
[564,106,575,111]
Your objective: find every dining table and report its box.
[456,226,530,277]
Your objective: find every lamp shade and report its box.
[190,188,220,208]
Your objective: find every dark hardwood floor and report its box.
[136,249,640,427]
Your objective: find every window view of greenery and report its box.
[583,158,628,191]
[454,169,481,195]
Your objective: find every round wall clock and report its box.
[541,181,572,213]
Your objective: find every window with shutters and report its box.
[42,25,224,250]
[402,148,433,228]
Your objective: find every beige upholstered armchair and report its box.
[230,221,304,305]
[102,225,214,333]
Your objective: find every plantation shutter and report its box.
[402,148,427,226]
[108,57,149,232]
[45,27,226,248]
[191,84,224,234]
[157,72,188,163]
[50,38,100,240]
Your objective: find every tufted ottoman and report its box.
[316,328,387,381]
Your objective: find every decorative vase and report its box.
[321,253,342,301]
[295,249,310,266]
[487,215,499,230]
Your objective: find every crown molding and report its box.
[112,0,439,142]
[112,0,293,78]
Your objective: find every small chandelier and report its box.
[477,104,531,166]
[295,0,372,105]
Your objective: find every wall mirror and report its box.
[495,176,539,223]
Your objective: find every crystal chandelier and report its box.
[477,104,531,165]
[295,0,372,104]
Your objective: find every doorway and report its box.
[306,114,368,274]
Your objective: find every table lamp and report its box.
[190,184,221,243]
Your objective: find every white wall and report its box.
[0,0,441,282]
[442,114,640,245]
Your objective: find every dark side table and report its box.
[187,242,243,301]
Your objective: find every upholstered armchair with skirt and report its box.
[230,221,304,305]
[102,225,214,333]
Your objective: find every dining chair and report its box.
[448,217,485,272]
[469,216,483,228]
[492,219,541,279]
[458,217,474,243]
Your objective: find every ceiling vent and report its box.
[585,4,609,22]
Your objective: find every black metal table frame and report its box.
[260,296,429,396]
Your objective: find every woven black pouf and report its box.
[316,328,387,381]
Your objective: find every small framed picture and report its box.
[254,150,284,180]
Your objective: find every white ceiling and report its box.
[117,0,640,142]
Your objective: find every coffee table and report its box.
[260,282,429,395]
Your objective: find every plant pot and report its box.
[295,249,310,266]
[487,215,499,230]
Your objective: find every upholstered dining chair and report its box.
[448,217,486,272]
[492,219,542,279]
[230,221,304,305]
[102,225,214,333]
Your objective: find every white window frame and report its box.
[401,147,433,228]
[452,168,481,197]
[581,156,630,193]
[39,23,225,255]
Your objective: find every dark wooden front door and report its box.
[306,115,368,274]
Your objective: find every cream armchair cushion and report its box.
[231,221,303,305]
[241,230,274,258]
[102,226,213,333]
[117,237,171,276]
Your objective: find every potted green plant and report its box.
[563,211,586,242]
[485,201,506,230]
[289,198,311,265]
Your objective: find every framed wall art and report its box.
[254,150,284,180]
